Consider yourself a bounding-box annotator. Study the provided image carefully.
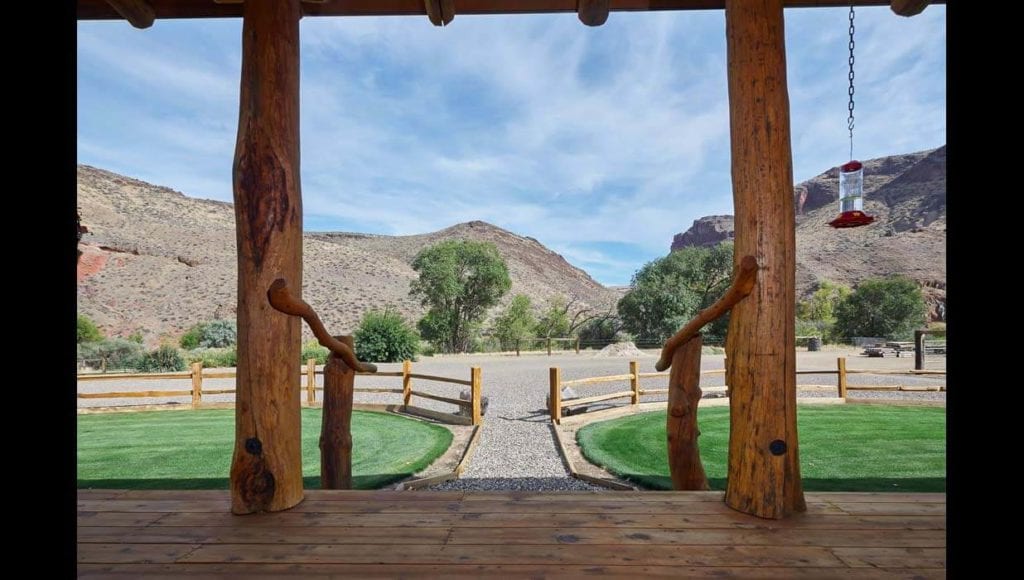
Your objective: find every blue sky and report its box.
[77,6,945,286]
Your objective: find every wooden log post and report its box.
[547,337,552,356]
[914,330,926,371]
[549,367,562,424]
[402,360,413,407]
[629,360,640,405]
[837,357,848,399]
[724,0,805,519]
[191,362,203,409]
[515,339,521,357]
[470,367,482,426]
[667,335,709,490]
[575,336,581,354]
[229,0,305,515]
[321,335,356,490]
[577,0,610,27]
[306,358,316,404]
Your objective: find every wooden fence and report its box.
[514,337,580,356]
[548,357,946,423]
[78,359,483,426]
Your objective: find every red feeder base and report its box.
[829,210,875,228]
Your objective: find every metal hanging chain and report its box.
[847,3,856,161]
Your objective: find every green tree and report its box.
[796,280,852,343]
[355,308,420,363]
[77,315,103,344]
[494,294,536,351]
[410,240,511,353]
[535,295,571,338]
[617,243,734,341]
[834,276,927,341]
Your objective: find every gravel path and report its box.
[77,349,946,491]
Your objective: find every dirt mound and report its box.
[592,342,654,358]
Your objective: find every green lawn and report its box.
[78,409,453,490]
[577,405,945,492]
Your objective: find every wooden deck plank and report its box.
[78,489,945,503]
[831,547,947,569]
[77,525,944,548]
[76,563,947,578]
[83,511,946,530]
[76,490,946,576]
[167,543,849,567]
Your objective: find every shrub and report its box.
[199,319,236,348]
[77,315,103,344]
[180,319,237,349]
[134,345,188,372]
[419,342,437,357]
[78,338,144,371]
[301,339,329,365]
[355,308,420,363]
[179,324,204,349]
[184,347,237,368]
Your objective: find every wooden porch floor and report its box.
[78,489,945,578]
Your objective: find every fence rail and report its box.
[77,359,484,425]
[548,357,946,423]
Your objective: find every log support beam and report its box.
[667,335,709,490]
[890,0,930,17]
[424,0,455,26]
[321,336,356,490]
[577,0,610,26]
[723,0,805,519]
[103,0,155,28]
[229,0,304,515]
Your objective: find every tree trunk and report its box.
[229,0,304,515]
[321,336,355,490]
[667,335,709,490]
[723,0,805,519]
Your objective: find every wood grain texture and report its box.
[549,367,561,424]
[229,0,304,515]
[890,0,929,16]
[724,0,805,519]
[577,0,609,26]
[667,335,709,490]
[471,367,482,425]
[655,255,757,372]
[103,0,155,28]
[320,336,355,490]
[76,486,947,566]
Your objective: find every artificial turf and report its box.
[78,408,453,490]
[576,405,945,492]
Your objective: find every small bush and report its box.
[134,345,188,372]
[419,342,437,357]
[200,319,237,348]
[78,315,103,344]
[301,340,329,365]
[355,308,420,363]
[179,324,204,349]
[180,320,237,349]
[184,347,237,368]
[78,338,144,371]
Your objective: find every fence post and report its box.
[837,357,848,399]
[402,360,412,407]
[516,339,520,357]
[549,367,562,424]
[306,358,316,404]
[575,336,580,354]
[191,361,203,408]
[629,360,640,405]
[471,367,482,426]
[914,329,926,371]
[322,335,355,490]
